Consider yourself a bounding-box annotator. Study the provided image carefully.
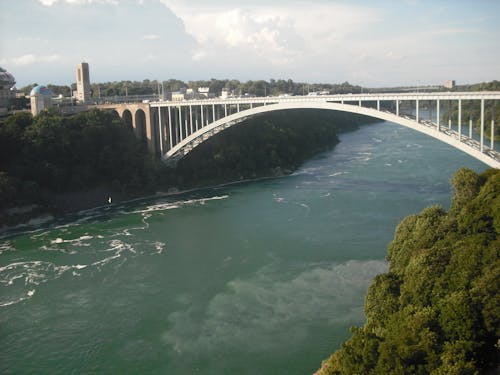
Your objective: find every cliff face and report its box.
[317,168,500,375]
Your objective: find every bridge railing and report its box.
[93,94,160,105]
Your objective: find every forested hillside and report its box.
[171,110,370,186]
[316,168,500,374]
[0,108,372,225]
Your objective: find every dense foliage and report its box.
[317,168,500,375]
[0,108,372,224]
[172,110,370,186]
[0,109,157,211]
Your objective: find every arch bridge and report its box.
[98,92,500,169]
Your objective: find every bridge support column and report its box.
[212,104,216,123]
[201,105,204,128]
[429,100,433,124]
[480,99,484,152]
[178,107,183,141]
[158,107,164,155]
[491,102,495,150]
[168,107,173,149]
[436,99,440,131]
[224,104,227,117]
[458,99,462,142]
[189,106,193,135]
[377,100,380,111]
[416,99,419,122]
[448,100,452,129]
[491,119,495,149]
[396,100,399,116]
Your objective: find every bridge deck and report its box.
[98,91,500,168]
[151,91,500,108]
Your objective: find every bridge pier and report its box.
[458,99,462,142]
[492,118,495,150]
[437,99,440,131]
[480,99,484,153]
[158,106,164,155]
[416,99,419,123]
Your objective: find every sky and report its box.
[1,0,499,88]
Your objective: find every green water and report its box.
[0,121,487,374]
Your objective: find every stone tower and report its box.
[76,62,91,103]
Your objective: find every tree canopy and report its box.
[316,168,500,375]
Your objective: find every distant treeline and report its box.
[0,108,374,225]
[18,80,500,101]
[316,167,500,374]
[18,79,364,98]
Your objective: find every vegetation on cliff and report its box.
[0,108,372,225]
[317,168,500,374]
[172,110,370,186]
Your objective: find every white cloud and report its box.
[37,0,59,5]
[142,34,160,40]
[1,54,65,66]
[37,0,118,5]
[426,28,477,36]
[160,1,379,67]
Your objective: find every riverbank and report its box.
[0,166,296,235]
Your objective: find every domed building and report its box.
[0,67,16,115]
[30,85,53,116]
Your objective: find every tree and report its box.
[316,168,500,375]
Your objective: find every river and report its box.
[0,120,487,374]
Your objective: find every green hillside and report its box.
[317,168,499,374]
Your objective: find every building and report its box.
[0,67,16,115]
[443,80,456,90]
[30,85,53,116]
[76,62,91,103]
[220,88,233,99]
[198,87,210,98]
[171,92,186,102]
[185,88,195,100]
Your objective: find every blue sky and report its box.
[1,0,499,87]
